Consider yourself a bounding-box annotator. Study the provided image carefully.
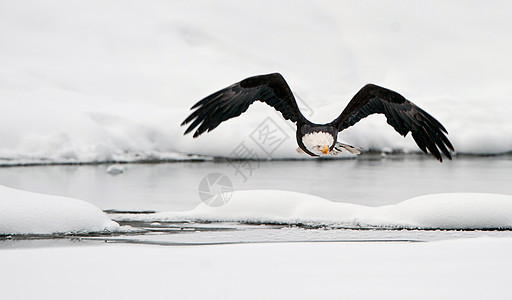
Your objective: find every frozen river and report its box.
[1,154,512,246]
[1,154,511,211]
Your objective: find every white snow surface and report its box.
[1,1,512,164]
[1,238,512,300]
[149,190,512,230]
[0,185,119,235]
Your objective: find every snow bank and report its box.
[2,238,512,300]
[145,190,512,230]
[0,185,119,235]
[1,1,511,164]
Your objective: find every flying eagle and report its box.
[182,73,454,162]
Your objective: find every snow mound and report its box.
[148,190,512,230]
[0,185,120,235]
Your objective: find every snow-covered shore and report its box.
[0,185,119,235]
[123,190,512,230]
[2,238,512,300]
[1,186,511,299]
[1,1,512,165]
[2,184,512,234]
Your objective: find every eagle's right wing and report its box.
[182,73,304,138]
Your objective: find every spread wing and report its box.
[331,84,454,162]
[182,73,304,138]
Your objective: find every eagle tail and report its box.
[333,142,362,155]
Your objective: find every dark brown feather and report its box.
[182,73,304,138]
[331,84,454,161]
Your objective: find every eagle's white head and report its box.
[302,131,334,155]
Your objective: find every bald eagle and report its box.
[182,73,454,162]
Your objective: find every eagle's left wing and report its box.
[331,84,454,162]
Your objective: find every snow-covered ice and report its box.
[135,190,512,230]
[106,164,126,175]
[1,1,512,165]
[1,238,512,300]
[0,185,119,235]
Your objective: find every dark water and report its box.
[1,154,512,247]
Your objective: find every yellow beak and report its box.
[321,145,329,155]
